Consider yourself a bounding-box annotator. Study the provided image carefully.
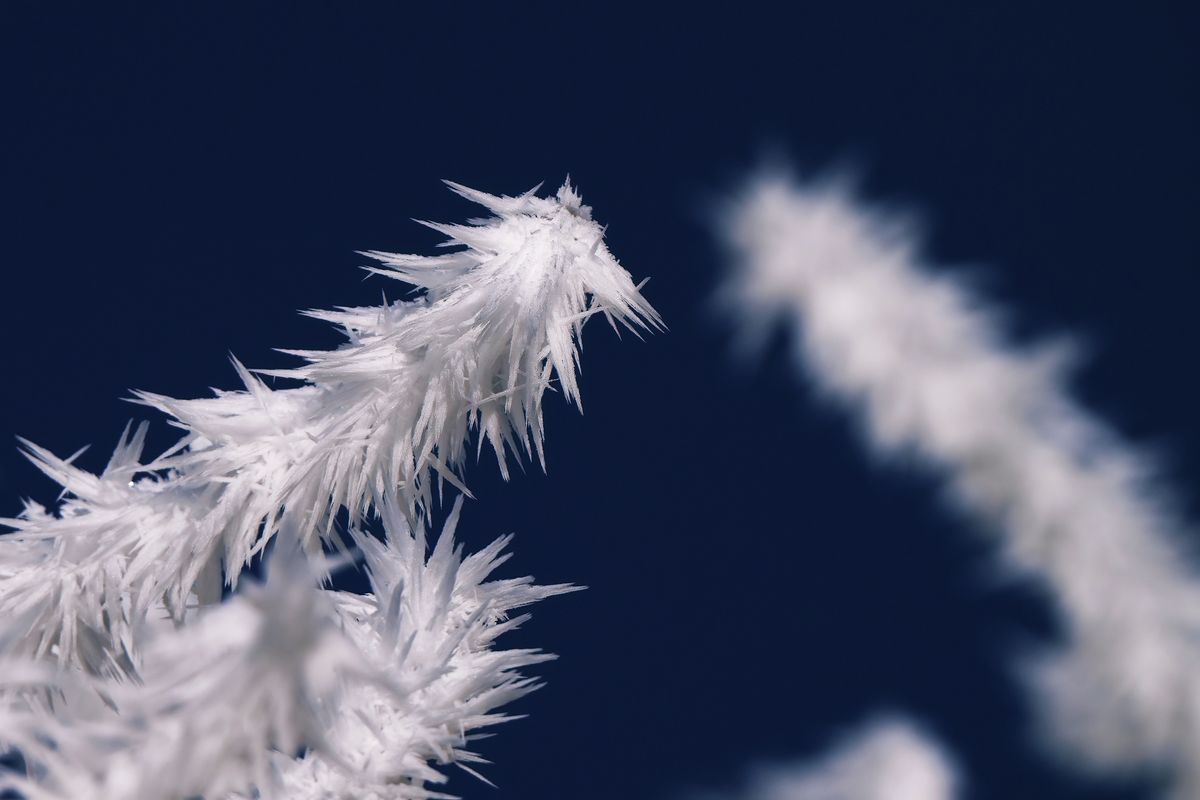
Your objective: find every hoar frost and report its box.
[0,181,658,799]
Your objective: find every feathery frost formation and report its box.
[1,180,657,676]
[0,535,361,800]
[273,499,576,799]
[0,181,655,797]
[699,717,960,800]
[2,502,577,799]
[721,172,1200,794]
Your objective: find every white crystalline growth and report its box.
[0,180,658,676]
[1,499,575,800]
[273,498,578,799]
[721,171,1200,796]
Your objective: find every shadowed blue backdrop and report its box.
[1,4,1197,799]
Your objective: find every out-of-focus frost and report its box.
[721,170,1200,796]
[699,717,960,800]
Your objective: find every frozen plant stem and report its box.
[1,179,658,674]
[2,499,579,800]
[0,180,658,798]
[721,171,1200,796]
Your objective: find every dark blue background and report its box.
[1,4,1196,799]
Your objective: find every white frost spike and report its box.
[700,717,961,800]
[2,503,574,800]
[721,171,1200,795]
[260,496,579,799]
[0,531,367,800]
[0,181,657,673]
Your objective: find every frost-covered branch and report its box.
[274,497,577,799]
[697,717,961,800]
[720,172,1200,795]
[0,533,359,800]
[0,181,658,676]
[1,499,574,799]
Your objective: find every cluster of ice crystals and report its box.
[0,182,656,798]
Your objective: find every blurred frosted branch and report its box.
[721,171,1200,795]
[699,717,960,800]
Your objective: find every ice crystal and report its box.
[0,180,655,798]
[1,180,657,676]
[1,502,575,799]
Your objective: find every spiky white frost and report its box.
[0,535,361,800]
[272,499,576,799]
[1,501,575,799]
[0,181,658,676]
[699,717,961,800]
[721,171,1200,795]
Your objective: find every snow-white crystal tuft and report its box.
[1,501,575,800]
